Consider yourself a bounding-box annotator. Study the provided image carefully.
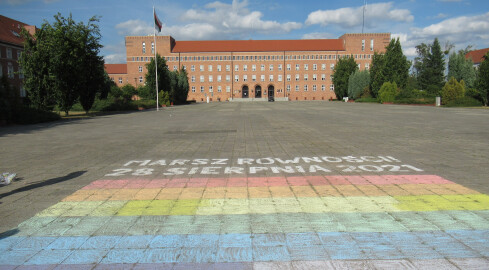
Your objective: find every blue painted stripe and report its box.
[1,230,487,265]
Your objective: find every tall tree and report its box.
[145,54,171,100]
[415,38,446,95]
[348,70,370,99]
[383,38,410,90]
[369,52,385,97]
[477,52,489,106]
[448,51,476,89]
[174,67,190,104]
[332,55,358,100]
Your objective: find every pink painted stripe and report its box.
[85,175,455,190]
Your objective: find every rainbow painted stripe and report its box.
[1,175,488,267]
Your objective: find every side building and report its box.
[108,33,390,101]
[0,15,36,97]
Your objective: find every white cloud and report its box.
[115,0,301,40]
[301,32,336,40]
[306,2,413,28]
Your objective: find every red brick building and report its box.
[0,15,36,97]
[465,48,489,68]
[109,33,390,101]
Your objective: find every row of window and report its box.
[131,54,373,63]
[185,63,334,72]
[0,46,21,60]
[190,73,336,83]
[0,62,22,79]
[190,84,335,93]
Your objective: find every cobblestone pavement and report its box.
[0,101,488,269]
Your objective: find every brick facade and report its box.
[112,33,390,102]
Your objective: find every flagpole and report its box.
[153,6,159,111]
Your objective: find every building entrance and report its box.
[255,86,262,98]
[268,85,275,98]
[242,86,249,98]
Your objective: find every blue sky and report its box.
[2,0,488,63]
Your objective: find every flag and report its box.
[154,10,162,33]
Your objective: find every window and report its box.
[226,86,231,92]
[208,65,213,72]
[235,75,239,82]
[20,87,26,98]
[226,65,230,71]
[313,74,317,81]
[209,86,213,93]
[18,67,23,79]
[322,64,326,70]
[191,65,195,71]
[287,64,291,71]
[118,77,122,84]
[287,85,291,92]
[313,64,317,71]
[330,84,334,91]
[362,39,365,51]
[200,86,204,93]
[173,66,177,71]
[295,74,300,81]
[7,48,12,59]
[252,65,256,71]
[269,64,273,71]
[192,86,196,93]
[313,85,317,91]
[209,75,213,82]
[261,75,265,82]
[217,75,222,82]
[322,85,326,91]
[330,64,335,70]
[226,75,231,82]
[295,64,300,71]
[304,64,308,71]
[278,64,282,71]
[235,65,239,71]
[139,76,143,83]
[17,51,21,60]
[330,75,334,81]
[304,85,308,91]
[304,74,308,81]
[243,75,248,82]
[200,75,204,82]
[200,65,204,71]
[269,75,273,82]
[7,63,14,78]
[252,75,256,81]
[278,75,282,82]
[261,64,265,71]
[295,85,299,91]
[142,42,146,54]
[217,65,222,71]
[365,63,370,70]
[243,65,248,71]
[370,39,374,51]
[191,76,196,82]
[138,66,143,72]
[218,86,222,92]
[151,42,154,54]
[358,64,361,69]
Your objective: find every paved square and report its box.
[1,102,488,269]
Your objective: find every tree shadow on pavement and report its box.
[0,171,86,199]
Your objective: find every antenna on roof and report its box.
[362,0,367,34]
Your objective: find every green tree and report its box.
[383,38,410,90]
[121,84,137,101]
[477,52,489,106]
[378,81,399,103]
[442,77,465,104]
[369,52,385,97]
[173,67,190,104]
[145,54,171,101]
[20,13,105,115]
[0,76,17,123]
[448,51,477,89]
[415,38,446,95]
[348,70,370,99]
[332,55,358,100]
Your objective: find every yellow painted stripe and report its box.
[61,183,480,202]
[36,194,489,217]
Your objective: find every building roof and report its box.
[0,15,34,46]
[105,64,127,74]
[172,39,345,53]
[465,48,489,64]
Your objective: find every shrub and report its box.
[378,82,399,103]
[348,70,370,100]
[158,91,170,107]
[441,77,465,104]
[445,96,482,107]
[355,97,379,103]
[121,84,137,101]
